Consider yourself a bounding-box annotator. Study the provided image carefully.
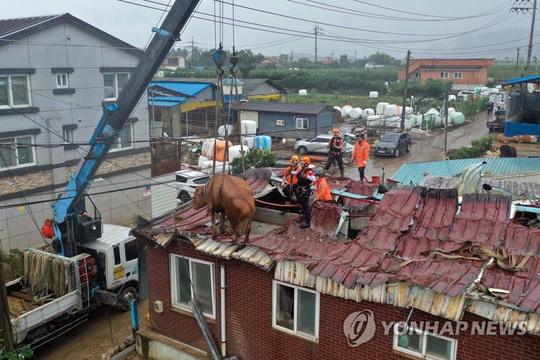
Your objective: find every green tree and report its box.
[366,51,401,67]
[231,149,276,176]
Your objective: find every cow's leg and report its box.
[218,212,226,234]
[209,208,217,238]
[244,216,253,243]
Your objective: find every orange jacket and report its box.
[283,165,300,185]
[315,178,333,201]
[352,139,370,167]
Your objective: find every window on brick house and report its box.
[453,72,463,79]
[440,72,449,79]
[272,280,319,340]
[393,323,457,360]
[170,255,215,318]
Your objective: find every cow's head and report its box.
[192,186,208,210]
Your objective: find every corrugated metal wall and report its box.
[150,173,177,218]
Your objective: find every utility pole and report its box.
[444,88,449,156]
[511,0,537,75]
[290,49,294,61]
[314,25,320,69]
[526,0,538,74]
[0,251,15,352]
[401,50,411,132]
[516,48,521,77]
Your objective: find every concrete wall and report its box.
[144,241,540,360]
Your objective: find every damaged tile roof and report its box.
[133,170,540,333]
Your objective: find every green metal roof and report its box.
[392,157,540,185]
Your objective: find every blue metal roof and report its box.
[149,81,212,97]
[500,74,540,86]
[392,157,540,185]
[149,99,184,107]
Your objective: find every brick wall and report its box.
[146,241,540,360]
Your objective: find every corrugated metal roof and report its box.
[239,102,332,115]
[149,82,212,97]
[0,14,143,56]
[501,74,540,86]
[0,15,60,38]
[392,158,540,185]
[149,100,184,107]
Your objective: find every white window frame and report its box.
[0,135,36,170]
[272,280,320,341]
[170,254,216,319]
[62,129,73,144]
[103,72,129,100]
[415,72,421,78]
[295,117,309,130]
[440,72,449,79]
[56,73,69,88]
[0,74,31,108]
[109,123,133,152]
[453,72,463,79]
[276,119,286,126]
[392,323,457,360]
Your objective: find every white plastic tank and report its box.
[384,104,398,117]
[376,102,389,115]
[369,91,379,98]
[218,124,234,137]
[450,112,465,125]
[299,89,308,96]
[241,120,257,136]
[198,155,209,167]
[349,107,363,119]
[361,108,375,119]
[447,107,456,117]
[254,135,272,151]
[201,140,215,158]
[228,145,249,160]
[241,136,255,148]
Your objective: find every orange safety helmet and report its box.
[290,155,300,164]
[301,156,311,165]
[332,128,340,135]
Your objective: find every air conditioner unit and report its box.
[154,300,164,313]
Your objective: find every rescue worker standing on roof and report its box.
[293,156,316,228]
[314,170,333,202]
[351,132,370,182]
[281,155,301,212]
[324,128,345,177]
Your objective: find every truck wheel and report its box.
[117,286,139,312]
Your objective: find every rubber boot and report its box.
[300,222,310,229]
[340,169,344,177]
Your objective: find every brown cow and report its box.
[192,174,255,242]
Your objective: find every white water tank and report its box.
[369,91,379,98]
[241,120,257,136]
[228,145,249,160]
[361,108,375,119]
[299,89,308,96]
[349,107,363,119]
[376,102,389,115]
[241,136,255,148]
[218,124,234,137]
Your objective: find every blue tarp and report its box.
[500,74,540,86]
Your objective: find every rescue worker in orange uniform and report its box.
[293,156,316,228]
[351,132,370,182]
[281,155,301,213]
[324,128,345,177]
[314,171,333,202]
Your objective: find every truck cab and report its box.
[78,224,139,309]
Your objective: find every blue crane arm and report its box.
[51,0,201,256]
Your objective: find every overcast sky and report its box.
[3,0,538,62]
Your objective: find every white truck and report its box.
[8,224,139,348]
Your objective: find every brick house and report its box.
[0,14,152,249]
[133,174,540,360]
[397,59,494,89]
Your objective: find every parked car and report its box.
[457,91,474,101]
[175,170,210,202]
[373,132,411,157]
[294,134,354,155]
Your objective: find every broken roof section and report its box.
[134,170,540,332]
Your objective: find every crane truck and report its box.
[6,0,200,348]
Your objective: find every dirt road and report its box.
[33,301,148,360]
[338,112,490,181]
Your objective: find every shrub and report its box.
[448,136,497,159]
[231,149,277,176]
